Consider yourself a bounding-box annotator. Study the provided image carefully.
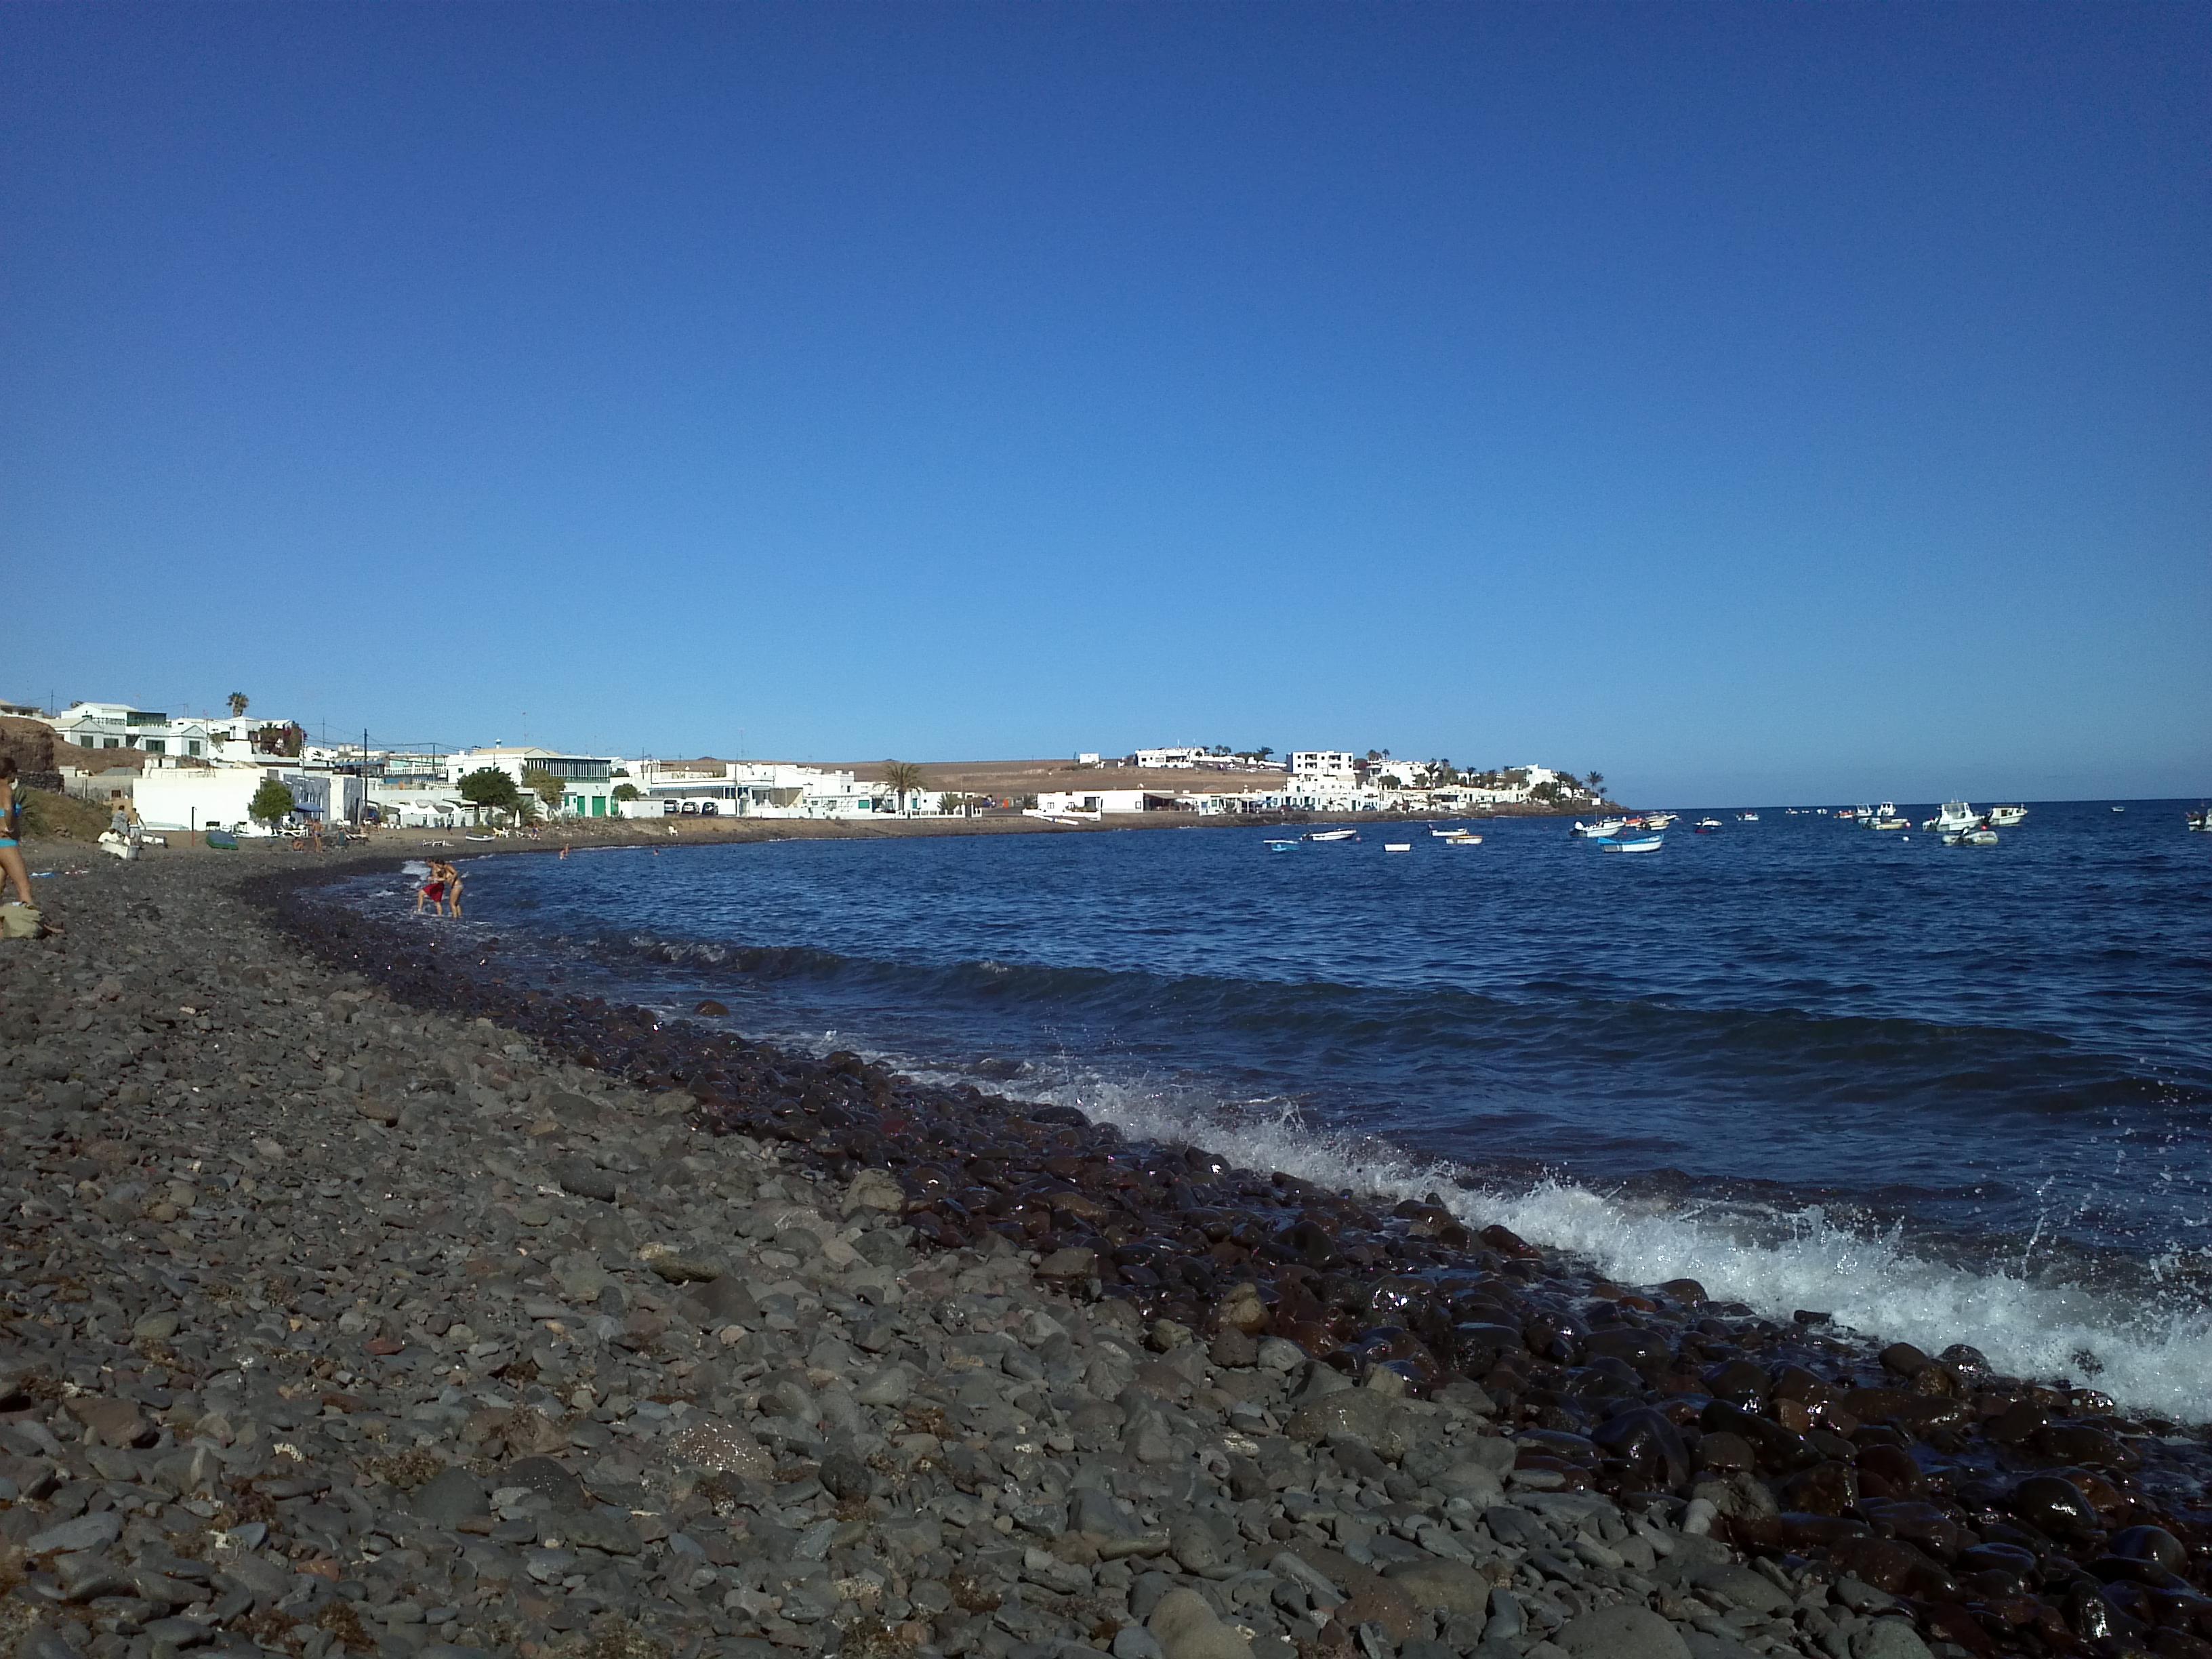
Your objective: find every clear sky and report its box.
[5,4,2205,803]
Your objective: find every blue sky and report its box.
[5,4,2205,803]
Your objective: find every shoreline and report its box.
[2,846,2203,1659]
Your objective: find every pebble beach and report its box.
[2,844,2204,1659]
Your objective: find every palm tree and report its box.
[1586,771,1606,795]
[881,760,926,816]
[226,692,249,718]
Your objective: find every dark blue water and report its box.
[386,802,2212,1416]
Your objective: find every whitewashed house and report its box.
[447,746,619,820]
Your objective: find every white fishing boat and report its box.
[1571,817,1627,838]
[1696,817,1723,830]
[1988,804,2027,827]
[1384,842,1412,853]
[1305,827,1359,842]
[1643,812,1677,830]
[1738,811,1759,821]
[1921,801,1980,834]
[1868,803,1910,830]
[1443,835,1482,846]
[1430,825,1468,837]
[2187,806,2211,833]
[1599,835,1663,854]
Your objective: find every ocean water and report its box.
[407,802,2212,1418]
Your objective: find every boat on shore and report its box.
[1599,835,1663,854]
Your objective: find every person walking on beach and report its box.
[441,860,465,919]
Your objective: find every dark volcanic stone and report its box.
[504,1456,588,1510]
[412,1465,489,1526]
[551,1158,618,1202]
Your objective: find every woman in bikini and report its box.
[415,861,449,916]
[0,758,34,911]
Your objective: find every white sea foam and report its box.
[1034,1073,2212,1425]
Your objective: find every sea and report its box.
[378,801,2212,1420]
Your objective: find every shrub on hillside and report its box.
[19,789,110,840]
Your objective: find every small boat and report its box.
[1921,801,1979,834]
[2186,806,2211,833]
[2112,805,2126,813]
[1867,804,1910,830]
[204,829,239,851]
[1644,812,1677,829]
[1942,826,1999,846]
[1571,817,1627,838]
[1264,839,1300,853]
[1441,832,1483,846]
[1987,804,2027,827]
[1738,812,1759,821]
[1384,842,1412,853]
[1430,825,1468,837]
[1599,836,1663,854]
[1305,828,1360,842]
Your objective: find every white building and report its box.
[621,758,885,820]
[1288,751,1358,785]
[447,746,619,819]
[204,717,307,766]
[46,703,214,764]
[1036,789,1151,815]
[1133,747,1208,769]
[135,767,365,833]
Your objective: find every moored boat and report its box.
[1305,828,1359,842]
[2187,806,2211,833]
[1384,842,1412,853]
[1599,835,1663,853]
[1572,817,1627,838]
[1988,804,2027,827]
[1921,801,1979,834]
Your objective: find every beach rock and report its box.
[552,1158,618,1202]
[412,1465,489,1525]
[668,1416,771,1478]
[1552,1604,1693,1659]
[1384,1558,1492,1618]
[26,1512,123,1556]
[1147,1588,1252,1659]
[1850,1622,1933,1659]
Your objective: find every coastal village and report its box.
[0,697,1607,837]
